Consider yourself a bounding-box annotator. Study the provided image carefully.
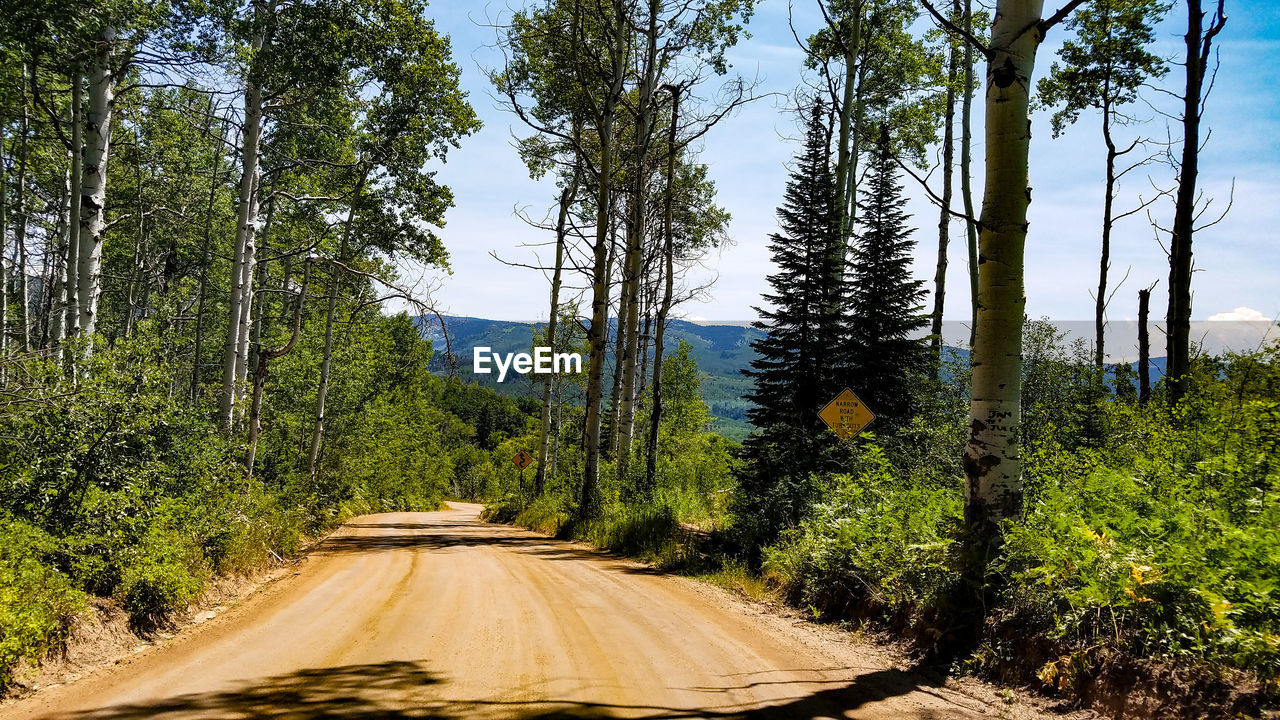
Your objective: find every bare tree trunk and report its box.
[606,212,629,455]
[192,101,225,401]
[1167,0,1224,404]
[125,140,144,337]
[615,0,661,473]
[1096,104,1117,368]
[221,72,264,429]
[47,166,71,360]
[536,168,579,494]
[644,85,680,496]
[15,67,31,353]
[1,129,8,367]
[64,74,84,364]
[833,4,862,243]
[234,180,264,410]
[248,259,310,477]
[963,0,1048,555]
[580,0,627,518]
[76,28,117,356]
[961,0,979,349]
[308,175,364,478]
[1138,285,1153,404]
[932,21,960,359]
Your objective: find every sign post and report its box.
[511,450,534,501]
[818,388,876,441]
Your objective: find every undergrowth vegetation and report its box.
[758,323,1280,702]
[0,319,535,689]
[484,321,1279,711]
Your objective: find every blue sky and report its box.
[414,0,1280,327]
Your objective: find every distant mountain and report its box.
[422,316,763,440]
[420,316,1167,442]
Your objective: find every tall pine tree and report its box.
[847,127,929,426]
[734,101,848,549]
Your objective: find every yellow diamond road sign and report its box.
[819,388,876,441]
[512,450,534,470]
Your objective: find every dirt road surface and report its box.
[0,503,1067,719]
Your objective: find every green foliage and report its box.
[0,313,529,688]
[0,519,86,689]
[847,129,930,427]
[1036,0,1170,137]
[763,446,961,620]
[736,101,848,549]
[756,337,1280,686]
[118,520,208,632]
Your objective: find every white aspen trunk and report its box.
[192,102,225,401]
[536,167,578,494]
[963,0,1046,547]
[308,264,340,479]
[1,128,8,366]
[833,4,862,243]
[233,173,261,414]
[64,76,83,352]
[580,0,627,517]
[76,28,117,356]
[616,0,660,473]
[48,166,71,362]
[220,64,265,429]
[606,214,628,454]
[15,67,31,353]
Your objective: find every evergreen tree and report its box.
[847,127,929,426]
[734,101,848,548]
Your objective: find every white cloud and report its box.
[1207,306,1272,322]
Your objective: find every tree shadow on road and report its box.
[43,660,981,720]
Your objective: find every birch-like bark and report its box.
[233,176,262,409]
[833,4,862,244]
[963,0,1047,549]
[192,102,225,401]
[220,40,266,429]
[15,67,31,353]
[64,75,84,356]
[535,168,579,494]
[1,130,8,366]
[47,167,71,360]
[76,28,118,355]
[606,213,629,455]
[616,0,661,472]
[580,0,627,518]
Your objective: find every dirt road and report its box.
[0,503,1060,719]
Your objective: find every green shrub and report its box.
[585,504,683,565]
[0,519,86,688]
[118,525,208,632]
[762,445,961,620]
